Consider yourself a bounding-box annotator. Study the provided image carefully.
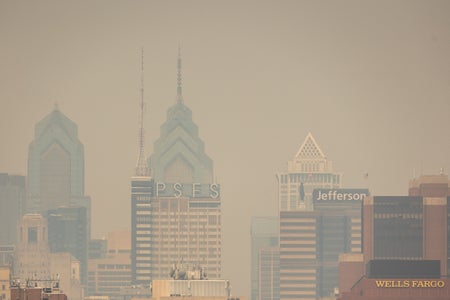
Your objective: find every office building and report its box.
[26,106,91,287]
[89,238,107,260]
[87,230,131,300]
[338,173,450,300]
[27,105,91,214]
[14,214,51,281]
[259,247,279,300]
[0,245,14,266]
[0,173,26,245]
[0,266,11,300]
[47,206,88,285]
[276,132,342,212]
[13,214,82,300]
[10,281,68,300]
[277,133,366,300]
[131,51,221,284]
[363,173,450,274]
[250,216,279,300]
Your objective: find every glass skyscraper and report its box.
[27,105,90,213]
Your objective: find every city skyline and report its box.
[1,1,450,297]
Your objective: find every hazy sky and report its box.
[1,0,449,296]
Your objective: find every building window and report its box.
[28,227,38,243]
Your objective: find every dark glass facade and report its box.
[373,196,423,259]
[47,206,88,285]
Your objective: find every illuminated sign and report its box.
[313,189,369,202]
[374,280,445,288]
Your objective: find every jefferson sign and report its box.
[313,188,369,202]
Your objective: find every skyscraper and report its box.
[0,173,26,245]
[277,133,365,300]
[26,106,91,288]
[276,132,342,211]
[27,105,90,214]
[131,49,153,285]
[131,50,221,284]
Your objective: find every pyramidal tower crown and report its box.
[288,132,331,174]
[148,49,213,183]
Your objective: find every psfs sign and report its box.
[313,189,369,202]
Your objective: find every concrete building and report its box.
[338,173,450,300]
[151,279,230,299]
[131,51,221,284]
[88,230,132,300]
[14,214,51,281]
[250,216,278,300]
[10,282,67,300]
[276,132,342,212]
[0,266,11,300]
[0,173,26,245]
[13,214,82,300]
[50,252,83,300]
[0,245,14,267]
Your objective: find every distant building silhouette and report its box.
[27,105,91,214]
[0,173,26,245]
[250,216,279,300]
[26,107,91,285]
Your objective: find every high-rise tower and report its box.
[131,49,221,284]
[147,49,221,280]
[131,48,153,285]
[27,106,91,285]
[27,106,90,213]
[277,133,365,300]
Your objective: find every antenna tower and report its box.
[136,47,150,176]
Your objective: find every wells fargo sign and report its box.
[375,280,445,288]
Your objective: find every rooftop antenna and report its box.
[176,45,183,103]
[135,47,150,176]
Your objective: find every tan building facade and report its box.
[87,230,132,300]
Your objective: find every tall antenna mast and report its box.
[136,47,150,176]
[176,45,183,103]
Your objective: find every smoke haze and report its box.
[1,0,449,296]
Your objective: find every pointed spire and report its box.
[176,45,183,103]
[136,47,150,176]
